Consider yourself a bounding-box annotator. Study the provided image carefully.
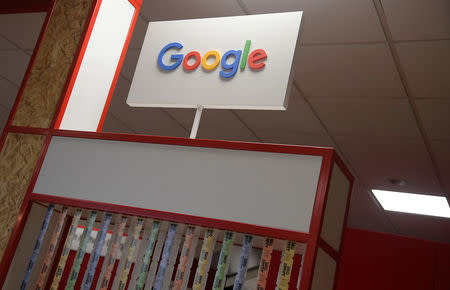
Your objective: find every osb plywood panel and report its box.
[0,133,45,261]
[12,0,94,128]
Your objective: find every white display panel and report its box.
[127,12,302,110]
[320,163,351,251]
[310,248,337,290]
[58,0,135,131]
[34,137,322,233]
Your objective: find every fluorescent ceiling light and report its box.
[372,189,450,218]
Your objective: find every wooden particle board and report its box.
[12,0,94,128]
[0,133,45,260]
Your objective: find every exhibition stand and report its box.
[2,133,353,289]
[0,0,356,289]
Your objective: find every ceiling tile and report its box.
[198,110,259,142]
[387,212,450,244]
[0,50,30,85]
[295,43,405,98]
[110,75,131,106]
[242,0,385,44]
[261,133,334,148]
[162,108,194,129]
[101,111,136,134]
[416,100,450,140]
[140,0,244,22]
[236,88,327,136]
[309,98,420,138]
[0,36,16,50]
[0,77,18,112]
[396,40,450,99]
[0,106,8,133]
[0,13,46,50]
[120,48,140,81]
[431,140,450,191]
[381,0,450,41]
[346,182,396,234]
[129,15,148,49]
[168,108,259,142]
[336,136,442,195]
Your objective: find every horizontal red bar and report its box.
[52,129,334,157]
[318,237,339,261]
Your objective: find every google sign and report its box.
[158,40,267,78]
[128,12,302,110]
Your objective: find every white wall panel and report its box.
[59,0,135,131]
[34,137,322,233]
[320,163,350,251]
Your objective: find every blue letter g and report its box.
[158,42,183,71]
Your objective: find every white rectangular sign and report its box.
[127,12,302,110]
[34,137,322,233]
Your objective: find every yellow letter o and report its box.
[201,50,221,70]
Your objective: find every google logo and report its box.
[157,40,267,78]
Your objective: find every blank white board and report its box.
[58,0,135,131]
[34,137,322,233]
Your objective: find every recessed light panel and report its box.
[372,189,450,218]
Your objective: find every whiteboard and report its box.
[34,137,322,233]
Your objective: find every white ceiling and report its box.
[0,0,449,243]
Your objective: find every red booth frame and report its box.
[0,0,354,289]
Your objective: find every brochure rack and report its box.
[2,133,353,290]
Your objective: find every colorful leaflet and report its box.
[145,230,167,288]
[35,207,67,289]
[163,231,182,288]
[233,235,254,290]
[20,204,54,290]
[135,220,161,290]
[50,209,82,289]
[193,229,215,290]
[278,240,296,290]
[99,216,127,290]
[173,226,196,290]
[256,238,274,290]
[118,218,144,290]
[153,223,178,290]
[82,212,112,290]
[182,231,200,290]
[66,210,97,289]
[213,231,234,290]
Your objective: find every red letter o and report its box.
[183,51,201,71]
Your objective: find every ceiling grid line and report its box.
[372,0,449,200]
[160,108,191,134]
[108,111,139,134]
[0,74,19,88]
[230,110,263,142]
[0,33,33,61]
[393,38,450,44]
[301,40,386,46]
